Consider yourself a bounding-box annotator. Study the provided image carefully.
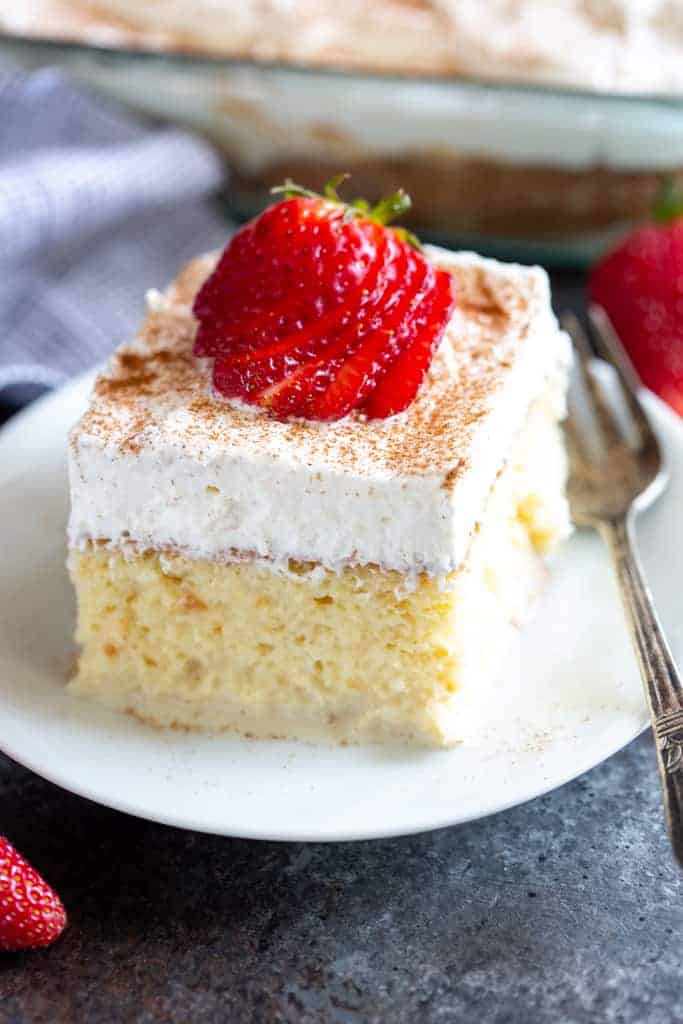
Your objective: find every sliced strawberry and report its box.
[362,271,455,418]
[195,204,374,355]
[213,223,396,416]
[192,180,456,421]
[309,246,425,420]
[274,231,408,419]
[196,214,377,361]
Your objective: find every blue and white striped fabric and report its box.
[0,68,228,403]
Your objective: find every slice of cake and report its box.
[67,182,571,747]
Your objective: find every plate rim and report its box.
[0,709,648,843]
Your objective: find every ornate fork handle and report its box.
[600,513,683,867]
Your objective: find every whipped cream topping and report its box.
[5,0,683,94]
[68,247,571,577]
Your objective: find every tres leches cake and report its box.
[67,182,571,747]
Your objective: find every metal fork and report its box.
[562,305,683,868]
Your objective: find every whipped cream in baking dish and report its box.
[68,248,571,577]
[5,0,683,93]
[6,2,683,179]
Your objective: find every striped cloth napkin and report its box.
[0,67,227,406]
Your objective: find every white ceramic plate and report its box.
[0,373,680,842]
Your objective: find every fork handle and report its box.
[600,513,683,867]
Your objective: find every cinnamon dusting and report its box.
[75,248,548,490]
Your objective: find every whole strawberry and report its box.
[193,176,455,421]
[589,189,683,416]
[0,836,67,951]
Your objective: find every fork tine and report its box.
[563,394,592,462]
[560,312,594,362]
[587,304,651,450]
[562,309,634,452]
[561,312,600,414]
[588,304,643,394]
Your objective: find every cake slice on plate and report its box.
[67,182,571,747]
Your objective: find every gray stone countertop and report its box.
[2,734,682,1024]
[2,273,682,1023]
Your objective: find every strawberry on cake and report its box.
[67,180,571,746]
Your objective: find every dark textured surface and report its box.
[3,271,683,1023]
[1,735,682,1024]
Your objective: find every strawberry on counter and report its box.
[589,185,683,416]
[0,836,66,952]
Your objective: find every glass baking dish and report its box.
[3,30,683,267]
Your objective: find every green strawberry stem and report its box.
[653,177,683,224]
[271,175,421,250]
